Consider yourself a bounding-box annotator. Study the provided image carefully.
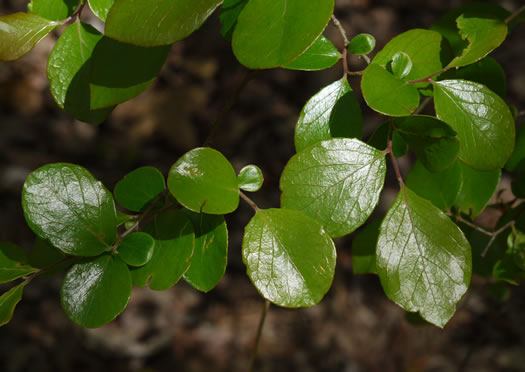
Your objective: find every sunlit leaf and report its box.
[88,0,115,21]
[29,0,78,21]
[114,166,166,212]
[118,232,155,267]
[348,33,375,55]
[238,165,263,192]
[284,35,341,71]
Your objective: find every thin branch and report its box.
[413,96,433,115]
[240,191,260,212]
[120,189,169,240]
[331,14,350,46]
[387,136,404,188]
[407,68,446,85]
[26,255,75,282]
[248,300,271,372]
[505,5,525,25]
[481,221,515,257]
[453,215,492,236]
[342,48,351,76]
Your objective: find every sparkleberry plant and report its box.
[0,0,524,345]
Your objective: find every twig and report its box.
[330,14,350,46]
[120,189,169,240]
[248,300,271,372]
[413,96,433,115]
[26,255,75,282]
[453,215,492,236]
[387,132,404,188]
[407,68,446,85]
[505,5,525,25]
[481,221,515,257]
[240,191,260,212]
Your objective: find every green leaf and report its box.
[283,35,341,71]
[281,138,387,238]
[0,282,27,327]
[367,122,408,157]
[405,160,462,211]
[118,232,155,267]
[27,238,70,276]
[295,77,362,152]
[167,147,240,214]
[29,0,78,21]
[88,0,115,21]
[105,0,222,47]
[220,0,249,40]
[89,39,170,109]
[61,254,132,328]
[242,208,336,307]
[377,188,471,328]
[434,79,515,170]
[505,124,525,172]
[361,63,420,116]
[454,162,500,218]
[456,57,506,99]
[131,210,194,290]
[352,219,381,275]
[512,173,525,199]
[0,13,58,61]
[493,255,520,285]
[508,231,525,272]
[391,52,413,79]
[22,163,117,257]
[0,243,37,283]
[47,21,112,124]
[393,115,459,173]
[348,33,375,55]
[238,165,263,192]
[183,211,228,292]
[232,0,335,69]
[114,166,166,212]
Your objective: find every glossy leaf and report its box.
[505,124,525,172]
[105,0,222,46]
[220,0,249,40]
[281,138,386,238]
[352,219,381,275]
[242,208,336,307]
[61,254,132,328]
[295,77,362,152]
[22,163,117,257]
[391,52,413,79]
[0,243,37,283]
[232,0,335,68]
[89,39,170,109]
[284,36,341,71]
[0,13,58,61]
[118,232,155,267]
[168,147,240,214]
[348,33,375,55]
[114,166,166,212]
[405,160,462,211]
[377,188,471,328]
[88,0,115,21]
[456,57,506,99]
[361,63,419,116]
[238,165,263,192]
[434,79,515,170]
[28,0,78,21]
[183,211,228,292]
[131,210,194,290]
[0,282,27,327]
[47,21,112,124]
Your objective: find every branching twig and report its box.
[248,300,270,372]
[505,5,525,25]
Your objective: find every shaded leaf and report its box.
[0,243,37,283]
[456,57,506,99]
[505,124,525,172]
[284,35,341,71]
[118,232,155,267]
[352,219,381,275]
[220,0,249,40]
[238,165,263,192]
[367,122,408,157]
[114,166,166,212]
[348,33,375,55]
[0,282,27,327]
[27,237,70,276]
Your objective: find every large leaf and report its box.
[47,21,112,124]
[0,243,37,283]
[281,138,386,238]
[0,282,27,327]
[105,0,222,47]
[377,188,471,328]
[168,147,240,214]
[131,210,194,290]
[89,39,170,109]
[295,77,362,152]
[114,166,166,212]
[61,254,132,328]
[88,0,115,21]
[434,79,515,170]
[28,0,78,21]
[183,211,228,292]
[232,0,335,69]
[242,208,336,307]
[456,57,506,99]
[361,63,420,116]
[22,163,117,257]
[283,35,341,71]
[0,13,58,61]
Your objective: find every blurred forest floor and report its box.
[1,0,525,371]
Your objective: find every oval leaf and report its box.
[114,166,166,212]
[88,0,115,21]
[0,243,37,283]
[232,0,335,68]
[348,33,375,55]
[283,35,341,71]
[22,163,117,257]
[61,254,132,328]
[391,52,413,79]
[377,188,471,328]
[242,208,336,307]
[281,138,387,238]
[0,282,27,327]
[238,165,263,192]
[118,232,155,267]
[29,0,78,21]
[168,147,240,214]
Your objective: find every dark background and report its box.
[1,0,524,371]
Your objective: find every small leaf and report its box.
[238,165,263,192]
[168,147,240,214]
[295,77,363,152]
[242,208,336,307]
[456,57,506,99]
[283,35,341,71]
[220,0,249,40]
[232,0,335,69]
[348,33,375,55]
[0,243,37,283]
[361,63,420,116]
[114,166,166,212]
[493,256,520,285]
[505,124,525,172]
[183,211,228,292]
[118,232,155,267]
[29,0,78,21]
[377,188,471,328]
[391,52,413,79]
[88,0,115,21]
[434,79,515,170]
[105,0,222,46]
[22,163,117,257]
[508,231,525,272]
[352,219,381,275]
[0,282,27,327]
[131,210,194,290]
[0,12,58,61]
[281,138,386,238]
[61,254,132,328]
